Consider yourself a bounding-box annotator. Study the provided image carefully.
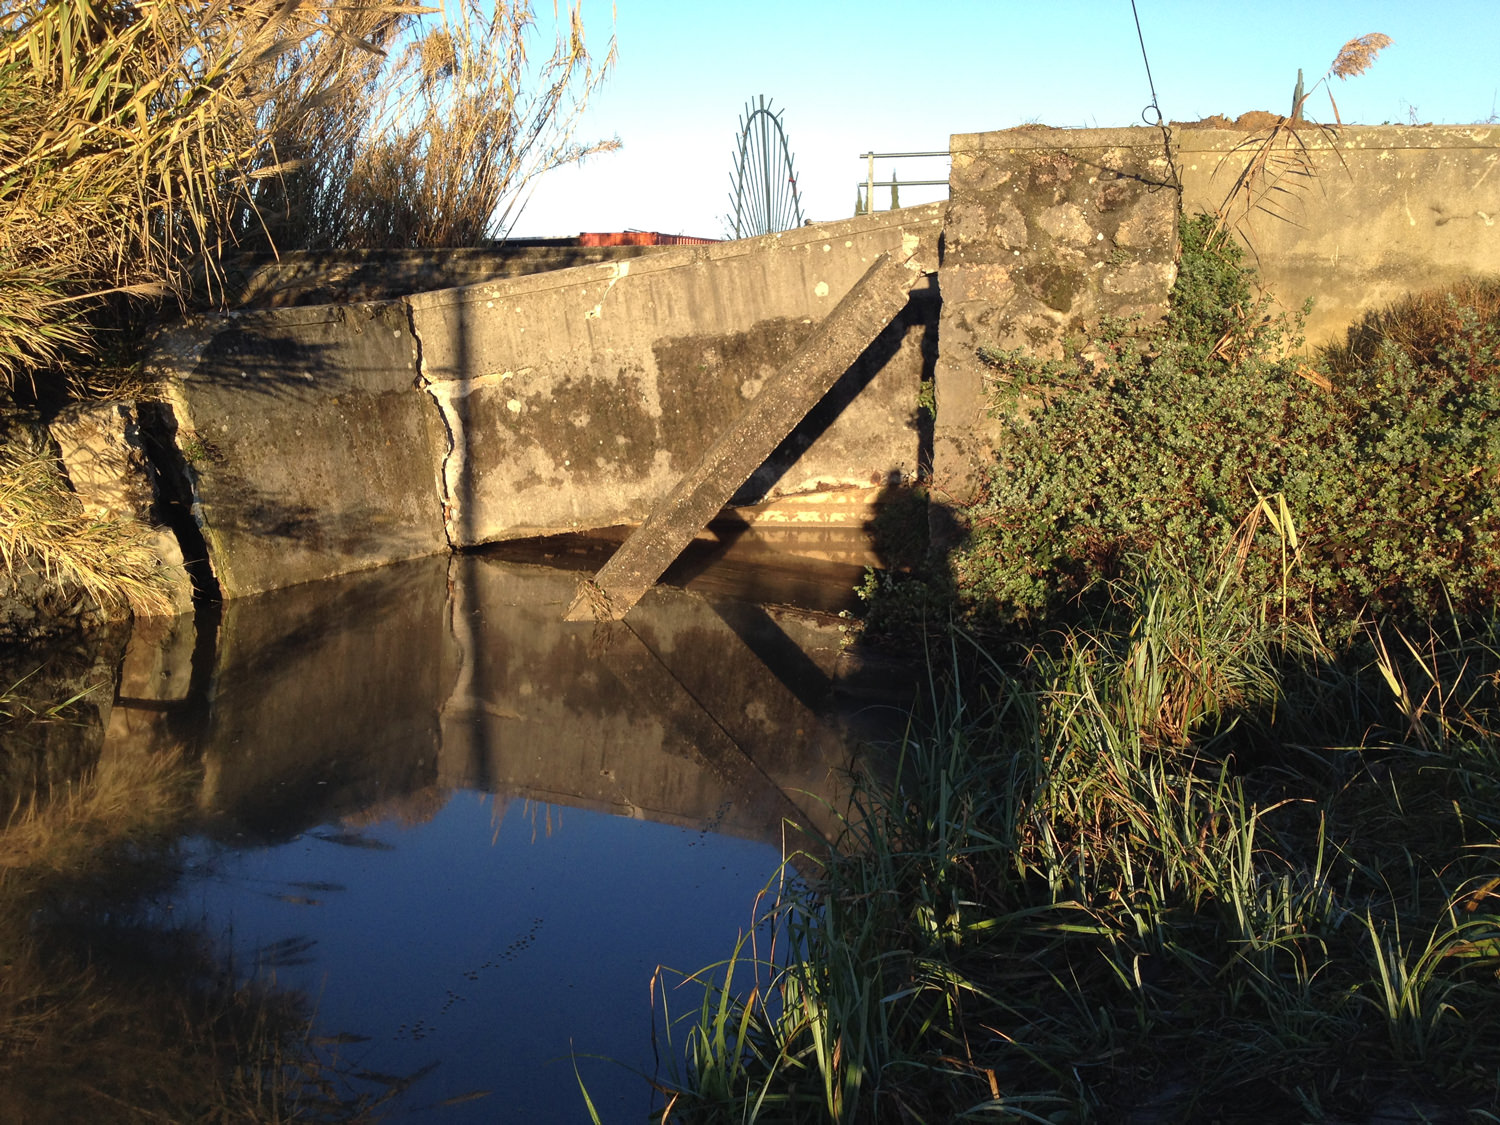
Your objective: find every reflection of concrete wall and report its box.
[100,554,858,848]
[195,555,454,841]
[439,558,851,845]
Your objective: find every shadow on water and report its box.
[1,551,912,1120]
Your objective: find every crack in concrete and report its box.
[404,295,461,552]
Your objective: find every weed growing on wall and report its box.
[953,214,1500,627]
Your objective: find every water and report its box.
[55,548,905,1120]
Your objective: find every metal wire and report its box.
[1129,0,1181,193]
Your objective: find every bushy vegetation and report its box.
[662,222,1500,1120]
[955,215,1500,626]
[662,552,1500,1121]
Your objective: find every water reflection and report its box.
[46,552,901,1119]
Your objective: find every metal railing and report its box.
[856,150,950,214]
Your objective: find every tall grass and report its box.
[661,539,1500,1121]
[251,0,618,251]
[1,0,614,613]
[0,436,174,616]
[0,0,614,387]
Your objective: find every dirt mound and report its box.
[1173,111,1292,131]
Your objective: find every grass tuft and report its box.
[0,437,175,618]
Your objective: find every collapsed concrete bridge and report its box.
[51,124,1498,613]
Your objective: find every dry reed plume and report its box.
[1212,31,1392,243]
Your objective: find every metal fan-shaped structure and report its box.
[727,96,804,239]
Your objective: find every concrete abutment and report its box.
[69,124,1495,605]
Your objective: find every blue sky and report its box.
[508,1,1499,238]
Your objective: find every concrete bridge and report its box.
[52,124,1497,608]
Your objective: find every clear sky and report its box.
[507,0,1499,239]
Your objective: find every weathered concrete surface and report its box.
[567,253,920,621]
[149,301,449,598]
[1176,124,1500,345]
[223,244,664,309]
[934,127,1179,502]
[410,204,942,547]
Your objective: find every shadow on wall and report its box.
[731,274,940,507]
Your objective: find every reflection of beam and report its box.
[619,592,851,845]
[593,623,813,834]
[566,253,917,621]
[436,561,853,849]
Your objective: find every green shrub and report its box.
[954,214,1500,626]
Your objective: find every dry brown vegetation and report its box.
[0,0,614,615]
[0,437,174,617]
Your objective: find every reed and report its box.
[662,541,1500,1120]
[0,437,175,617]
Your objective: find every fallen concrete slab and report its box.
[566,253,921,621]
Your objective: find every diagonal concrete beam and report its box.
[565,251,919,622]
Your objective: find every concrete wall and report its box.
[223,245,663,308]
[146,206,940,595]
[934,127,1179,500]
[130,124,1498,598]
[150,301,450,597]
[411,205,942,547]
[1176,124,1500,345]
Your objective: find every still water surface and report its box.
[87,548,898,1119]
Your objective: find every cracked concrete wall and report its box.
[147,301,449,598]
[410,206,942,548]
[147,208,940,596]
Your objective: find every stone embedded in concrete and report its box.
[409,206,942,547]
[49,402,193,614]
[1175,124,1500,345]
[565,253,919,621]
[150,301,449,599]
[933,127,1180,502]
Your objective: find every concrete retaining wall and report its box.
[411,205,941,547]
[933,127,1179,499]
[128,124,1497,599]
[1176,124,1500,345]
[223,244,663,308]
[150,301,449,597]
[147,207,940,596]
